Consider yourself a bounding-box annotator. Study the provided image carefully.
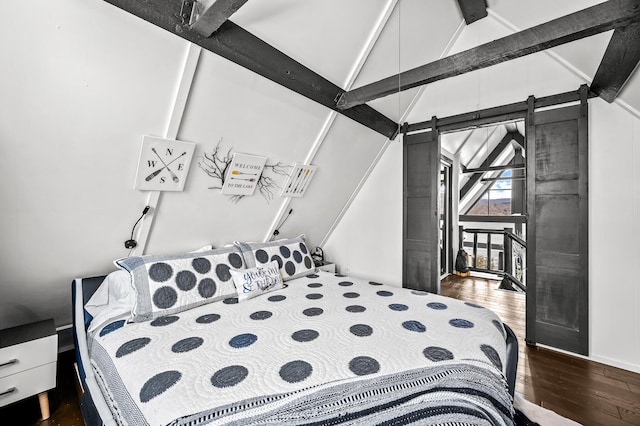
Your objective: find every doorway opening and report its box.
[405,86,590,355]
[440,119,527,293]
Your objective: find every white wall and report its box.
[326,14,640,373]
[589,99,640,373]
[0,0,463,330]
[0,0,381,328]
[324,139,403,286]
[0,0,186,328]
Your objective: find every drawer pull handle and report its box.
[0,359,18,368]
[0,387,16,397]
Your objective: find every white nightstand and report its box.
[0,319,57,420]
[317,263,336,273]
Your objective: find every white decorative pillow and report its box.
[85,270,136,333]
[231,261,284,302]
[235,235,315,281]
[115,246,245,322]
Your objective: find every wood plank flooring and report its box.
[3,275,639,425]
[441,274,640,426]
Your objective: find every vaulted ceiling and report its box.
[105,0,640,134]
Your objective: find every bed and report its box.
[72,236,518,426]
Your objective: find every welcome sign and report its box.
[221,153,267,196]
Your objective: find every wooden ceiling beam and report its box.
[190,0,248,37]
[462,163,525,174]
[460,131,518,200]
[336,0,640,110]
[456,0,488,25]
[590,22,640,102]
[102,0,398,139]
[511,131,525,150]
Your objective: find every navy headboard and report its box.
[72,275,106,385]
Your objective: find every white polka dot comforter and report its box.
[88,271,514,425]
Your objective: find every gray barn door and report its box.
[403,127,440,293]
[526,89,589,355]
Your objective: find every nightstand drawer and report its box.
[0,362,57,408]
[0,335,57,379]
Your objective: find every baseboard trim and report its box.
[537,343,640,375]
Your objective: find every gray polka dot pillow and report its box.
[235,235,314,281]
[115,246,245,322]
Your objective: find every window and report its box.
[466,170,512,216]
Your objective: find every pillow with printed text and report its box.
[231,261,284,302]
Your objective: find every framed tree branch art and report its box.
[198,138,289,203]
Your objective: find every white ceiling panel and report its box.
[232,0,392,87]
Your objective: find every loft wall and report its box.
[0,0,463,330]
[326,13,640,373]
[0,0,372,328]
[588,99,640,374]
[145,48,332,254]
[324,139,404,285]
[0,0,186,329]
[280,0,464,244]
[0,0,345,329]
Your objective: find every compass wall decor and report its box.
[133,135,196,191]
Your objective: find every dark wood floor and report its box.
[441,274,640,426]
[3,275,640,425]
